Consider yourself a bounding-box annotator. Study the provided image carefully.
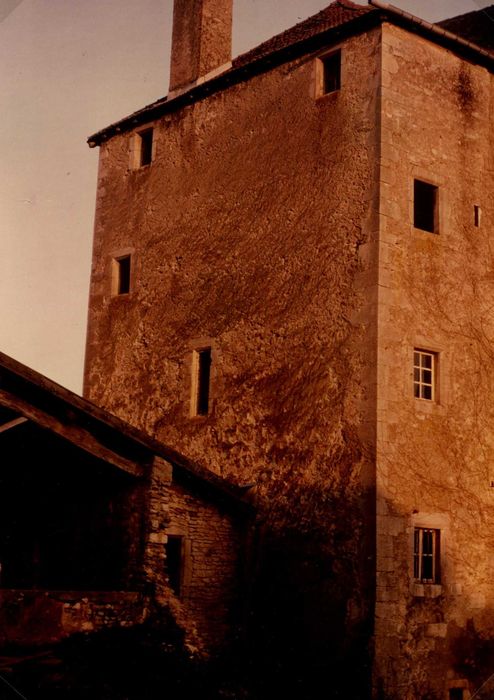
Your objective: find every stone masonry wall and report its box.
[84,30,380,495]
[375,23,494,700]
[167,482,242,651]
[0,590,148,646]
[143,457,243,652]
[84,27,382,693]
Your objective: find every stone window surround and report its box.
[413,179,438,234]
[445,678,471,700]
[129,123,157,170]
[110,247,135,298]
[408,511,450,598]
[413,526,440,583]
[164,528,192,600]
[413,348,437,401]
[409,170,447,238]
[314,45,342,100]
[408,341,448,412]
[186,338,216,420]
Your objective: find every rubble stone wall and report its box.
[143,457,243,652]
[0,590,147,646]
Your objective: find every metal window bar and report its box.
[414,528,440,583]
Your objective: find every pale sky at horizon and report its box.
[0,0,490,393]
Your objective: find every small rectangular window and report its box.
[449,689,464,700]
[165,535,183,597]
[414,527,440,583]
[413,349,436,401]
[112,255,131,295]
[139,128,153,167]
[414,179,438,233]
[191,348,212,416]
[130,127,155,169]
[320,50,341,95]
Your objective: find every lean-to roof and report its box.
[0,351,250,510]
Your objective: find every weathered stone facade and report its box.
[84,1,494,698]
[85,10,381,692]
[374,21,494,700]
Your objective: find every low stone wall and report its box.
[0,590,148,646]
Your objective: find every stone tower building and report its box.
[85,1,494,698]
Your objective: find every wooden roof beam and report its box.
[0,416,28,434]
[0,391,144,478]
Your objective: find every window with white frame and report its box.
[413,527,440,583]
[413,349,436,400]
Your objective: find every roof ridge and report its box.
[431,2,494,54]
[88,0,494,148]
[232,0,373,70]
[337,0,369,8]
[438,4,494,24]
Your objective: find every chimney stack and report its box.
[169,0,233,94]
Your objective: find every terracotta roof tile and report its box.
[233,0,375,68]
[438,5,494,54]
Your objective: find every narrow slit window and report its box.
[414,527,440,583]
[192,348,212,416]
[138,128,153,167]
[321,51,341,95]
[474,205,481,227]
[414,179,438,233]
[165,535,183,597]
[413,349,436,401]
[113,255,131,295]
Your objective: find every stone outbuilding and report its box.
[0,351,250,653]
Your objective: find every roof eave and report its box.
[370,0,494,66]
[88,3,494,149]
[0,351,251,512]
[87,10,382,147]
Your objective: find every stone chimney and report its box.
[169,0,233,94]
